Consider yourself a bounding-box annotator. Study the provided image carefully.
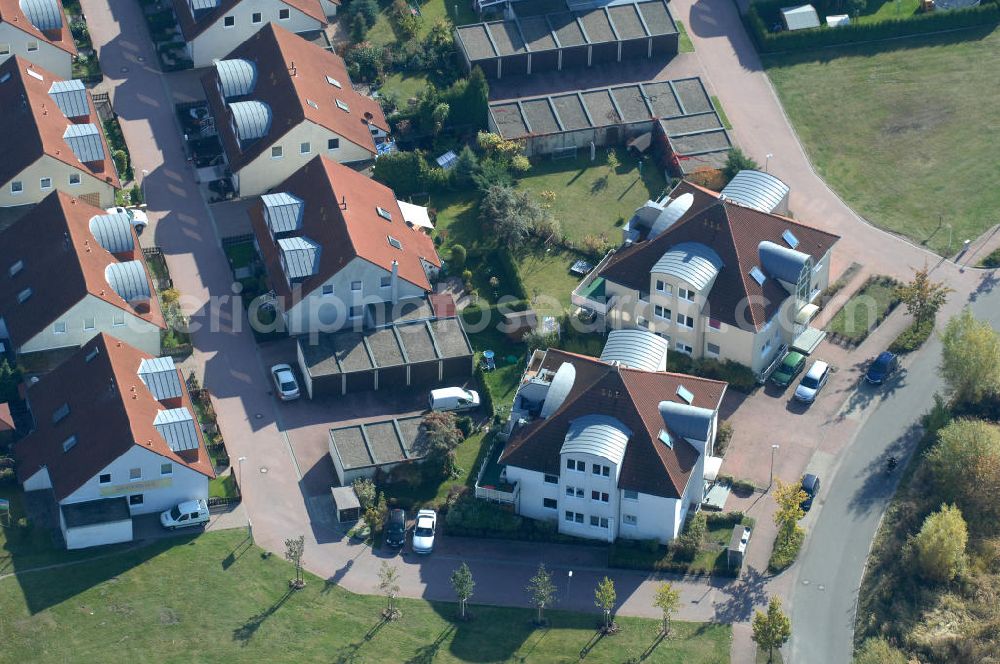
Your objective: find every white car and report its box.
[270,363,300,401]
[412,509,437,554]
[160,499,210,530]
[428,387,480,412]
[106,205,149,234]
[794,360,830,404]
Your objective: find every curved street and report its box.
[78,0,999,662]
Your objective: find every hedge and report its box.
[473,362,496,417]
[768,525,805,573]
[496,247,528,300]
[745,0,1000,53]
[888,318,935,354]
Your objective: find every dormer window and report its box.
[376,207,392,221]
[326,76,342,88]
[52,403,70,424]
[62,435,78,452]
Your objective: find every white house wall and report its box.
[503,465,558,522]
[558,450,621,543]
[61,445,209,516]
[0,155,116,208]
[18,294,161,356]
[235,120,375,197]
[0,23,73,78]
[318,0,338,17]
[189,5,323,67]
[617,490,682,543]
[60,508,133,550]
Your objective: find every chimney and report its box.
[289,61,297,77]
[63,232,70,249]
[390,260,399,304]
[341,195,347,210]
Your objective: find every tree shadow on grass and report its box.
[639,632,667,661]
[232,588,295,645]
[333,616,390,663]
[406,625,456,664]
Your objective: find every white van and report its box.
[428,387,480,412]
[160,499,210,530]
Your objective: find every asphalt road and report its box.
[790,275,1000,664]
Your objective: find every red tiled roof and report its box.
[202,24,388,172]
[0,0,77,56]
[0,57,120,192]
[250,156,440,306]
[15,334,215,501]
[600,181,840,330]
[499,349,727,499]
[0,192,165,348]
[0,402,13,432]
[172,0,327,42]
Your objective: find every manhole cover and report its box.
[120,66,129,73]
[802,580,810,586]
[259,466,268,474]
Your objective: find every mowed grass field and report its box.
[0,530,732,664]
[764,26,1000,255]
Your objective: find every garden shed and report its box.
[328,416,429,485]
[455,0,679,80]
[781,4,820,30]
[329,485,361,523]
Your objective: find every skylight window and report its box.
[387,235,402,250]
[26,68,43,81]
[782,229,800,249]
[658,429,673,448]
[376,207,392,221]
[52,403,70,424]
[749,266,766,286]
[9,260,23,277]
[62,435,78,452]
[306,99,319,109]
[676,385,694,405]
[336,99,350,112]
[17,287,32,303]
[85,347,100,362]
[326,76,342,88]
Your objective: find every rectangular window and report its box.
[623,489,638,500]
[52,403,70,424]
[11,181,22,194]
[677,314,694,328]
[376,206,392,221]
[53,321,67,334]
[349,305,363,319]
[223,15,234,27]
[566,459,583,472]
[129,468,141,480]
[251,11,262,22]
[655,280,672,295]
[112,311,125,327]
[589,516,609,528]
[17,287,31,303]
[387,235,402,250]
[565,486,583,498]
[300,142,311,154]
[83,317,96,330]
[271,146,283,159]
[575,512,584,524]
[676,342,693,354]
[564,511,574,522]
[543,498,557,509]
[129,494,144,506]
[380,276,391,288]
[623,514,637,526]
[706,342,721,356]
[654,305,671,321]
[592,463,610,476]
[321,284,334,296]
[591,491,609,503]
[351,280,362,291]
[602,465,610,477]
[637,316,649,329]
[39,177,52,190]
[69,173,81,186]
[279,8,290,19]
[99,473,111,484]
[62,435,77,452]
[160,463,173,475]
[26,40,39,52]
[544,474,558,484]
[708,318,722,330]
[679,288,695,302]
[327,138,340,150]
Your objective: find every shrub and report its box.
[112,149,130,181]
[889,318,934,354]
[768,524,804,573]
[721,147,759,183]
[346,0,379,28]
[372,150,429,196]
[0,467,15,484]
[674,511,707,561]
[979,247,1000,269]
[350,12,368,42]
[691,357,757,393]
[908,503,968,583]
[445,496,522,535]
[854,638,908,664]
[715,422,734,456]
[456,416,474,438]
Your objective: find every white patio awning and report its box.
[398,201,433,229]
[704,455,724,482]
[795,303,819,325]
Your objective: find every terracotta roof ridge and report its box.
[619,365,727,388]
[717,202,764,328]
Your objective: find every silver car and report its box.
[794,360,830,403]
[412,509,437,554]
[270,363,300,401]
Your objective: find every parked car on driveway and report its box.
[864,351,899,385]
[429,387,480,412]
[794,360,830,403]
[270,364,300,401]
[160,499,210,530]
[801,474,820,511]
[771,351,806,388]
[385,508,406,548]
[412,509,437,554]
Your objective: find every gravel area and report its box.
[660,112,722,136]
[397,416,429,459]
[335,332,373,372]
[519,15,557,51]
[365,420,405,464]
[488,20,526,55]
[366,328,405,368]
[670,128,732,155]
[580,9,615,43]
[583,89,621,126]
[491,102,529,138]
[398,322,437,362]
[429,318,473,358]
[549,12,586,46]
[300,336,342,376]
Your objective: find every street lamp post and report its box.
[765,153,774,173]
[769,444,780,490]
[567,570,573,602]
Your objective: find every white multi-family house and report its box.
[202,23,388,197]
[498,328,728,543]
[574,177,840,376]
[172,0,338,68]
[250,155,441,336]
[16,334,215,549]
[0,191,164,358]
[0,56,120,208]
[0,0,76,78]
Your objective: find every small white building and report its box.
[0,191,164,359]
[499,329,728,544]
[16,334,215,549]
[171,0,338,68]
[249,155,441,336]
[781,4,821,31]
[0,0,77,78]
[0,56,120,208]
[202,24,388,197]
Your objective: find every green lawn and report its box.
[223,241,256,271]
[515,246,586,312]
[764,26,1000,255]
[825,276,899,341]
[852,0,921,25]
[677,19,695,53]
[382,71,431,103]
[382,429,491,508]
[517,152,667,244]
[711,96,733,130]
[209,473,239,499]
[0,530,732,663]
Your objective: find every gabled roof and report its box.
[250,156,441,305]
[0,0,76,56]
[172,0,327,42]
[0,192,164,347]
[202,23,388,172]
[600,180,840,330]
[15,334,215,501]
[500,348,727,499]
[0,57,119,191]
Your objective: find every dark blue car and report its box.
[864,352,899,385]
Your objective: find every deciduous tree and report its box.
[479,185,549,250]
[653,582,681,636]
[284,535,305,589]
[526,563,556,625]
[854,637,908,664]
[895,265,952,328]
[773,479,807,532]
[751,596,791,663]
[450,562,475,619]
[422,411,465,477]
[378,561,401,619]
[940,309,1000,404]
[910,503,968,583]
[594,577,617,632]
[926,418,1000,528]
[352,478,376,512]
